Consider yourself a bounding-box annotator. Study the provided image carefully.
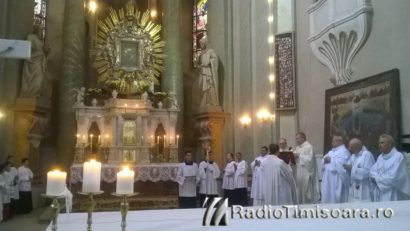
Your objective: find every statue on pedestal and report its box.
[198,37,220,107]
[71,87,86,106]
[20,25,50,98]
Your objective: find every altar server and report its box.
[321,135,351,203]
[1,162,13,220]
[233,152,248,206]
[222,153,235,205]
[0,171,4,222]
[293,132,320,204]
[177,151,199,208]
[370,134,410,201]
[5,156,19,215]
[18,158,33,214]
[198,151,221,206]
[344,138,375,202]
[250,146,270,206]
[262,143,297,205]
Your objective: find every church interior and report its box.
[0,0,410,230]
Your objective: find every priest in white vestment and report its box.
[250,146,269,206]
[370,134,410,201]
[293,132,320,204]
[198,151,221,206]
[261,143,297,205]
[222,153,235,205]
[177,151,199,208]
[321,135,351,203]
[233,152,248,206]
[344,138,375,202]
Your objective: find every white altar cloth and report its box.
[70,163,179,183]
[47,200,410,231]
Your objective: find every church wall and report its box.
[294,0,410,154]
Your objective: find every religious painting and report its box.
[274,32,297,110]
[122,120,137,146]
[123,150,136,162]
[324,69,401,155]
[115,38,144,71]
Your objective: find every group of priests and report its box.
[176,132,410,208]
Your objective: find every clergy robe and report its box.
[177,162,199,208]
[294,141,320,204]
[222,161,235,204]
[250,154,269,206]
[18,165,33,214]
[197,161,220,206]
[9,166,19,214]
[321,144,351,203]
[370,147,410,201]
[0,174,4,221]
[1,171,12,220]
[261,155,297,205]
[348,146,375,202]
[233,160,248,206]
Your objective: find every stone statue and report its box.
[142,91,148,100]
[198,37,219,107]
[170,93,179,110]
[20,26,50,98]
[71,87,86,106]
[112,90,118,99]
[158,101,163,109]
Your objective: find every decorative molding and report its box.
[308,0,373,86]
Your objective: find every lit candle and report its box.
[46,170,67,196]
[176,135,179,148]
[82,159,101,192]
[163,135,167,145]
[116,166,135,194]
[98,135,101,144]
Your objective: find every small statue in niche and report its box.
[111,89,118,99]
[71,87,86,106]
[158,101,163,109]
[142,91,148,101]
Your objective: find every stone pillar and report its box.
[57,0,85,168]
[161,0,183,146]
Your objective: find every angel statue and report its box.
[70,87,86,106]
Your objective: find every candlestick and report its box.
[46,170,67,196]
[78,191,104,231]
[41,194,65,231]
[176,135,179,148]
[116,166,134,195]
[82,159,101,193]
[111,193,138,231]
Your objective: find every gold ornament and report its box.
[93,2,165,94]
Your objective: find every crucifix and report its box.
[0,38,31,59]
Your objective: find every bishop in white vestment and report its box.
[321,136,351,203]
[293,132,320,204]
[250,146,269,206]
[370,134,410,201]
[177,151,199,208]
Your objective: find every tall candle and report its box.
[82,159,101,192]
[176,135,179,148]
[46,170,67,196]
[116,166,134,194]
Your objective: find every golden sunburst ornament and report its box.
[93,2,165,94]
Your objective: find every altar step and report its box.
[72,195,178,212]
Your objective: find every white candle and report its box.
[176,135,179,148]
[46,170,67,196]
[82,159,101,192]
[116,166,134,194]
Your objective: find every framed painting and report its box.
[274,31,297,110]
[115,37,144,71]
[324,69,401,155]
[122,120,137,146]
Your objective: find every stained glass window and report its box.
[193,0,208,68]
[34,0,47,41]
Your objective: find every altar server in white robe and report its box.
[343,138,375,202]
[0,172,4,221]
[18,158,33,214]
[233,152,248,206]
[293,132,320,204]
[6,156,19,215]
[198,151,221,206]
[222,153,235,205]
[251,146,269,206]
[370,134,410,201]
[177,151,199,208]
[321,135,351,203]
[1,162,13,220]
[261,143,297,205]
